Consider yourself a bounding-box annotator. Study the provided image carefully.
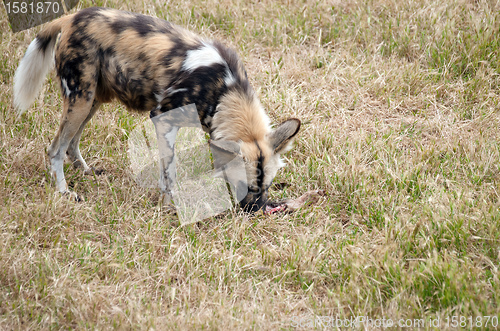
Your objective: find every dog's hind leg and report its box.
[48,96,97,199]
[66,99,102,174]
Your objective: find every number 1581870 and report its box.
[4,1,61,14]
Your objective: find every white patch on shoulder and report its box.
[182,42,225,72]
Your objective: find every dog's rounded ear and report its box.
[268,118,301,154]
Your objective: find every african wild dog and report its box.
[13,7,301,212]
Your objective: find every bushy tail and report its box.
[13,15,72,113]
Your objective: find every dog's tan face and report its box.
[211,118,301,212]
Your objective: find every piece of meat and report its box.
[264,189,326,215]
[265,203,287,214]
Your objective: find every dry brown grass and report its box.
[2,0,500,329]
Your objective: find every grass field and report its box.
[1,0,500,329]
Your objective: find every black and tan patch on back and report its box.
[55,7,204,112]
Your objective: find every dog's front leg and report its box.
[152,104,202,211]
[158,125,179,208]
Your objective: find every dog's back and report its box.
[57,8,251,124]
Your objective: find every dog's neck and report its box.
[210,89,271,143]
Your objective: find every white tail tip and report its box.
[13,37,55,113]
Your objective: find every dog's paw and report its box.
[162,203,177,215]
[61,190,83,202]
[161,201,177,215]
[160,193,177,214]
[84,167,105,176]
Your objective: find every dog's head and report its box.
[210,118,300,212]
